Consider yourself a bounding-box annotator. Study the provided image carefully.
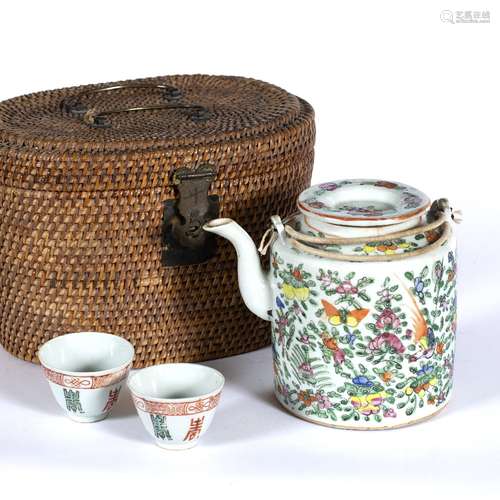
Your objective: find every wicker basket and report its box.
[0,75,315,367]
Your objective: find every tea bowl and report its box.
[128,363,224,450]
[38,332,134,423]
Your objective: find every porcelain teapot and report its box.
[204,179,459,429]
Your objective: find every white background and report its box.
[0,0,499,498]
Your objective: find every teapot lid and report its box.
[297,179,430,227]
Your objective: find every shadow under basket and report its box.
[0,74,315,367]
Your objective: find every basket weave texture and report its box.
[0,75,315,366]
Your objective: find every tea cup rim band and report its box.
[38,331,135,377]
[127,363,225,404]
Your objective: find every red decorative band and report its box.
[43,364,131,389]
[132,392,221,416]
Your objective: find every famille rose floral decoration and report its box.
[297,179,429,224]
[205,179,459,430]
[271,255,456,426]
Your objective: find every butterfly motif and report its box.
[321,300,369,328]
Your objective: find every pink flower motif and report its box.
[377,288,393,301]
[319,182,339,191]
[319,275,334,287]
[299,362,313,375]
[404,329,413,339]
[384,408,397,418]
[316,392,333,409]
[275,317,288,342]
[277,316,288,328]
[299,334,310,345]
[369,332,405,354]
[336,280,359,294]
[333,348,345,365]
[375,308,401,329]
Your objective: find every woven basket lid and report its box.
[0,75,311,153]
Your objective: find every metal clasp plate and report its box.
[162,164,219,266]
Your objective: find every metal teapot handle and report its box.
[282,199,461,262]
[258,199,462,262]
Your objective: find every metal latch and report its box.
[162,164,219,266]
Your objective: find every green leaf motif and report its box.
[271,252,456,427]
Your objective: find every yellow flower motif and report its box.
[294,287,310,301]
[282,283,295,300]
[407,377,439,399]
[282,283,310,301]
[375,244,398,255]
[398,242,410,249]
[363,245,376,254]
[351,392,387,415]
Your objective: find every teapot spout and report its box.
[203,218,272,321]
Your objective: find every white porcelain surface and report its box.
[298,179,430,226]
[204,218,272,320]
[204,180,457,430]
[303,214,424,238]
[39,332,134,373]
[38,332,134,422]
[128,363,224,450]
